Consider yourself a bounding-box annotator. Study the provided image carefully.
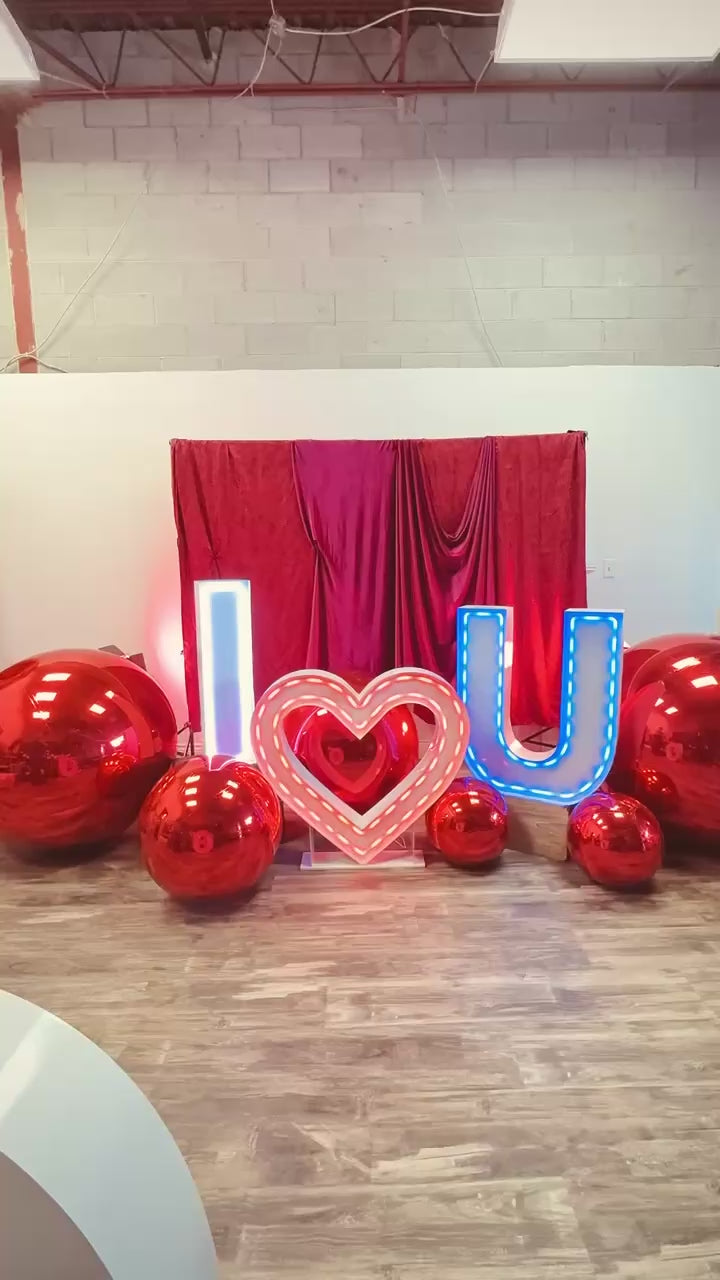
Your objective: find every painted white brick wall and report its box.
[6,84,720,371]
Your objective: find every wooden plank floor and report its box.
[2,841,720,1279]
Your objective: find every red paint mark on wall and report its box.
[0,110,37,372]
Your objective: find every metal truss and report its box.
[13,2,720,99]
[25,16,497,97]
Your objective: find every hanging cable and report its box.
[284,5,499,37]
[230,19,280,101]
[1,186,146,373]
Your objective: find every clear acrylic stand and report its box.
[300,825,425,870]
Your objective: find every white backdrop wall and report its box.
[0,366,717,721]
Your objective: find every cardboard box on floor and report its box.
[506,796,569,862]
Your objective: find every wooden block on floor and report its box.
[506,795,569,862]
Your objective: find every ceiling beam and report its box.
[33,76,720,99]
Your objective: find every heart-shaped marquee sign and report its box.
[251,668,470,864]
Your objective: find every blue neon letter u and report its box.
[457,607,623,805]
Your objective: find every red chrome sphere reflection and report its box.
[611,637,720,849]
[290,681,419,814]
[568,791,663,888]
[0,649,176,851]
[426,777,508,866]
[245,767,282,849]
[621,633,716,700]
[139,756,277,899]
[209,754,282,849]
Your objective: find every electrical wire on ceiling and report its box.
[231,18,277,99]
[42,69,106,91]
[281,5,499,36]
[3,3,502,372]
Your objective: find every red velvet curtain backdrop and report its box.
[171,432,586,732]
[292,441,397,675]
[395,438,497,681]
[171,440,314,730]
[495,432,587,725]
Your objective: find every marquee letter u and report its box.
[457,607,623,805]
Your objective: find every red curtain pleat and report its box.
[495,431,587,727]
[171,439,314,730]
[171,432,586,733]
[292,440,398,676]
[416,438,490,533]
[395,438,497,681]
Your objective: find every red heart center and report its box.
[289,707,418,813]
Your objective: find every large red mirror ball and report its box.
[0,649,176,850]
[611,636,720,848]
[139,757,279,900]
[568,791,663,888]
[426,777,508,866]
[619,633,712,700]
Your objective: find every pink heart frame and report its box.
[251,668,470,864]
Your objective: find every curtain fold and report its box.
[395,437,497,681]
[171,439,314,730]
[292,441,398,676]
[495,431,587,727]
